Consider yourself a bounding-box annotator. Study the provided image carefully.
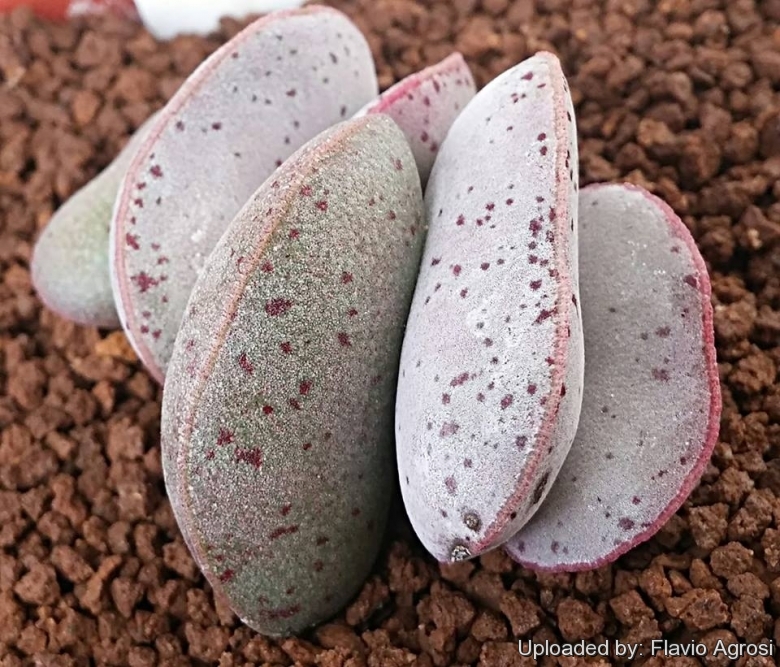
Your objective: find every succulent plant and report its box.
[110,5,378,383]
[504,183,721,571]
[395,52,584,563]
[31,115,155,329]
[356,52,476,183]
[161,114,425,636]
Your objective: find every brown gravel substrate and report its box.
[2,1,780,665]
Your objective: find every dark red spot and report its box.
[281,504,292,516]
[452,265,462,276]
[540,146,548,156]
[205,450,215,460]
[444,476,457,495]
[516,435,527,449]
[530,279,542,290]
[632,497,641,505]
[175,120,185,131]
[286,587,295,595]
[316,200,328,212]
[393,158,403,171]
[618,518,635,531]
[348,308,358,317]
[530,219,542,236]
[217,429,234,446]
[684,274,698,288]
[289,228,300,240]
[150,165,163,179]
[477,392,485,402]
[131,272,158,293]
[235,447,263,469]
[522,72,534,80]
[652,368,670,382]
[300,185,312,196]
[289,398,302,410]
[456,214,465,226]
[125,233,140,249]
[341,272,353,284]
[387,210,397,221]
[212,122,222,130]
[501,394,514,409]
[280,342,293,355]
[261,261,273,273]
[537,132,547,141]
[431,257,441,266]
[551,541,559,553]
[302,442,312,451]
[561,384,567,397]
[464,458,473,468]
[440,422,460,437]
[656,326,671,338]
[299,380,312,395]
[338,332,351,347]
[238,353,254,375]
[262,405,274,415]
[527,384,537,395]
[313,560,324,572]
[265,298,292,316]
[286,89,297,97]
[219,569,234,583]
[480,262,490,271]
[442,393,451,405]
[535,309,553,324]
[269,525,299,540]
[451,372,469,387]
[316,536,329,546]
[483,338,493,347]
[680,456,688,465]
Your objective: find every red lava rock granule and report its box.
[2,1,780,665]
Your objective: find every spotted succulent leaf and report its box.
[161,115,424,636]
[111,6,378,383]
[395,52,583,562]
[505,183,721,571]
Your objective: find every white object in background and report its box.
[135,0,306,39]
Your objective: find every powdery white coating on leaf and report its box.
[505,183,721,572]
[395,52,583,563]
[111,6,378,384]
[32,116,156,329]
[356,53,476,183]
[161,115,424,636]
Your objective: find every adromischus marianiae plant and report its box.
[161,115,425,637]
[395,52,585,563]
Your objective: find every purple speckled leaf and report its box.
[505,183,721,572]
[110,6,378,383]
[356,53,476,183]
[32,116,156,329]
[395,52,583,562]
[161,115,424,636]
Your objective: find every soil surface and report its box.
[2,1,780,665]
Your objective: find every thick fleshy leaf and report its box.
[32,116,155,329]
[357,53,476,183]
[505,183,721,572]
[395,52,583,562]
[161,115,424,636]
[111,6,378,383]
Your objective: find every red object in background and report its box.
[0,0,138,20]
